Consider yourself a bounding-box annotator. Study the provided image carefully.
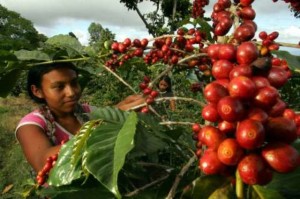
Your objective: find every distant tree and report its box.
[0,4,47,51]
[88,22,115,51]
[119,0,191,36]
[0,4,47,96]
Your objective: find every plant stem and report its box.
[27,57,90,67]
[277,41,300,49]
[124,174,170,197]
[166,155,197,199]
[129,96,205,111]
[149,34,195,42]
[256,41,300,49]
[149,65,174,88]
[236,170,244,199]
[156,96,205,107]
[159,121,196,126]
[178,53,208,64]
[99,63,137,93]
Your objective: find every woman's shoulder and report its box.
[16,109,47,132]
[19,109,45,120]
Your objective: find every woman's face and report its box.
[159,80,169,92]
[34,68,81,116]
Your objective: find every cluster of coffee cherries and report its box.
[192,0,209,19]
[105,38,149,69]
[35,140,67,186]
[138,76,160,113]
[192,38,300,185]
[258,31,280,56]
[211,0,257,43]
[143,27,209,67]
[106,27,210,71]
[36,153,58,186]
[211,0,234,36]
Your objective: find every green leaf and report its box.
[292,139,300,151]
[137,113,177,142]
[71,120,101,167]
[265,166,300,199]
[252,185,285,199]
[48,136,83,186]
[0,50,17,62]
[0,68,22,97]
[90,107,127,122]
[85,111,138,199]
[130,114,166,157]
[196,18,213,42]
[38,182,114,199]
[208,184,235,199]
[14,49,50,61]
[131,127,166,157]
[271,50,300,70]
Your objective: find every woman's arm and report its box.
[16,125,61,173]
[170,99,176,111]
[116,94,145,111]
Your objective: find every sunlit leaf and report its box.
[14,50,50,61]
[208,184,235,199]
[182,175,229,199]
[1,184,14,194]
[90,106,128,123]
[71,120,101,166]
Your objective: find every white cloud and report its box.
[73,28,90,45]
[0,0,153,28]
[280,26,300,42]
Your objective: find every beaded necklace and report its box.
[38,104,90,144]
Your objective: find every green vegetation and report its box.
[0,96,35,198]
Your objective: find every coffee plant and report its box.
[1,0,300,198]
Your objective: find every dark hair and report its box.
[27,62,79,103]
[157,75,172,92]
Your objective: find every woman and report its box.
[15,62,145,173]
[157,75,176,111]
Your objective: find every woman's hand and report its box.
[116,94,145,111]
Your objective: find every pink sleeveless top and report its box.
[15,104,92,145]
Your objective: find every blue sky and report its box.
[0,0,299,55]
